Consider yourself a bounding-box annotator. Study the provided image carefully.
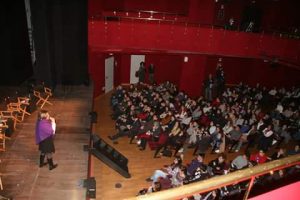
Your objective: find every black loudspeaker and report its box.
[4,118,14,137]
[89,112,97,123]
[91,135,131,178]
[84,177,96,199]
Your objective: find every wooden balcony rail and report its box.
[125,154,300,200]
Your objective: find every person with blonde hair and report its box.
[35,110,58,170]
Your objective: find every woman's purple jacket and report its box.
[35,119,53,144]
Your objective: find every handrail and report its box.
[97,12,300,39]
[102,14,223,30]
[105,9,187,17]
[125,154,300,200]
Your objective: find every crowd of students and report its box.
[108,79,300,199]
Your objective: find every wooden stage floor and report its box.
[0,85,93,200]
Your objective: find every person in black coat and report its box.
[108,116,140,142]
[138,62,146,83]
[148,64,155,84]
[193,131,211,156]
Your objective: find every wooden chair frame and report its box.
[6,103,25,122]
[34,88,53,108]
[44,87,53,97]
[17,97,31,116]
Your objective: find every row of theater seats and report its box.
[0,85,53,191]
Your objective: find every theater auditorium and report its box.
[0,0,300,200]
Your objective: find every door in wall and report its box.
[105,56,114,93]
[130,55,145,84]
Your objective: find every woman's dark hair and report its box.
[153,182,161,192]
[219,153,227,160]
[173,155,183,168]
[38,110,49,120]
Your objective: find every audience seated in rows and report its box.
[108,81,300,198]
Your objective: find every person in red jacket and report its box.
[250,150,268,165]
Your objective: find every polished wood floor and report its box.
[92,92,245,200]
[0,85,93,200]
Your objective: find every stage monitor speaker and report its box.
[84,177,96,199]
[89,112,98,123]
[91,134,131,178]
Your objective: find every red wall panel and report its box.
[113,53,131,86]
[249,181,300,200]
[114,54,121,86]
[145,54,182,85]
[188,0,215,24]
[179,55,206,97]
[119,54,131,84]
[89,20,300,66]
[88,0,104,18]
[205,56,300,89]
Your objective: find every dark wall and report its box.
[30,0,88,87]
[0,1,33,85]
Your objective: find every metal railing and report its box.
[93,10,300,39]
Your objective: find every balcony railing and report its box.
[91,10,300,40]
[125,154,300,200]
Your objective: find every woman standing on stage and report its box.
[35,110,58,170]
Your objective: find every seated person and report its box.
[211,126,223,153]
[170,166,186,187]
[137,121,161,150]
[192,106,202,120]
[129,114,157,143]
[208,154,227,175]
[137,181,161,196]
[236,124,258,152]
[270,148,286,160]
[231,154,249,170]
[187,154,205,176]
[160,110,172,128]
[186,121,199,146]
[250,150,268,165]
[163,115,177,132]
[186,164,209,184]
[146,156,182,182]
[287,145,300,155]
[226,126,242,152]
[108,115,140,142]
[257,125,274,152]
[193,130,211,156]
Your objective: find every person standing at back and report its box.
[35,110,58,170]
[138,62,146,83]
[148,64,155,84]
